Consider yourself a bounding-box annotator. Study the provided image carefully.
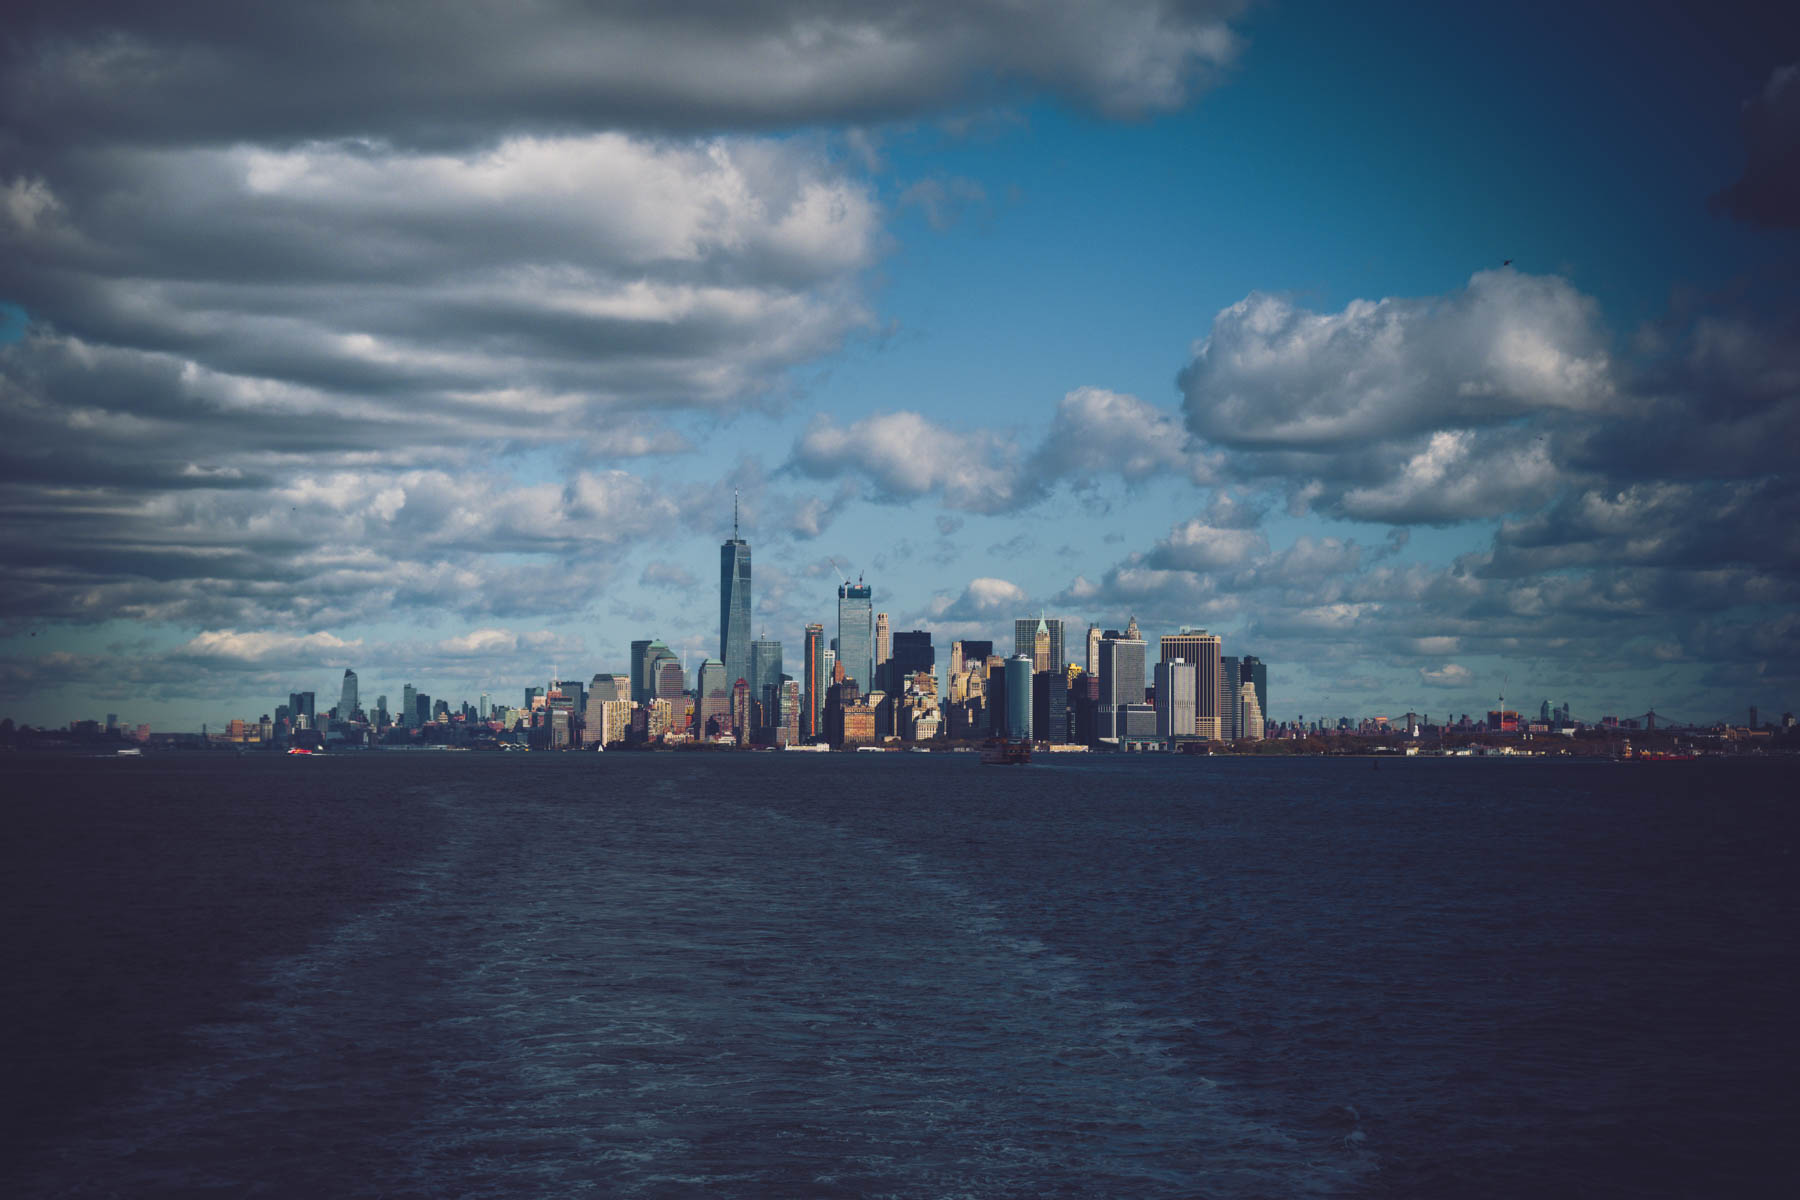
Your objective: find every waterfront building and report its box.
[1240,680,1265,739]
[1120,703,1159,740]
[1004,655,1034,740]
[837,580,874,693]
[719,505,751,695]
[1220,655,1241,740]
[338,669,358,719]
[777,679,802,746]
[1097,628,1146,740]
[1155,659,1197,739]
[697,658,731,737]
[749,638,782,731]
[1241,655,1267,730]
[803,624,825,743]
[1161,629,1222,739]
[732,677,751,744]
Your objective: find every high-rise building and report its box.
[891,631,935,688]
[629,639,653,705]
[478,691,490,720]
[288,691,316,726]
[837,580,873,693]
[401,685,417,729]
[749,638,782,731]
[1005,656,1034,740]
[1087,624,1102,676]
[1098,630,1146,740]
[1240,680,1265,740]
[1156,659,1197,739]
[697,658,731,737]
[803,624,825,743]
[1219,655,1241,740]
[631,639,677,706]
[339,669,358,718]
[720,501,752,696]
[778,678,802,746]
[1014,617,1064,674]
[1032,669,1068,744]
[589,674,626,704]
[874,612,891,692]
[1161,629,1222,739]
[1240,655,1267,730]
[654,656,685,704]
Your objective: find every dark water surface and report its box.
[3,753,1794,1197]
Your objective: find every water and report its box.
[3,753,1794,1197]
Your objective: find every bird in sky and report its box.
[1503,258,1513,266]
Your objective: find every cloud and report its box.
[174,630,362,667]
[930,577,1030,622]
[790,411,1031,512]
[1029,386,1215,486]
[0,2,1249,153]
[899,176,989,231]
[1146,519,1267,571]
[1182,270,1615,452]
[1418,663,1473,688]
[638,561,699,591]
[1711,62,1800,229]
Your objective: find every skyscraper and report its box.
[1219,655,1241,740]
[720,499,752,694]
[891,630,935,688]
[1097,629,1146,740]
[1161,629,1222,739]
[1005,655,1034,740]
[1086,624,1102,676]
[1240,680,1265,740]
[874,611,891,692]
[1241,655,1267,729]
[803,623,825,743]
[837,580,873,693]
[749,638,782,730]
[339,668,358,717]
[1155,659,1196,739]
[401,684,417,729]
[697,658,730,737]
[1014,617,1064,674]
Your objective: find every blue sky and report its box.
[1,0,1796,730]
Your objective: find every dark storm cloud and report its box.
[1,1,1247,153]
[1711,62,1800,229]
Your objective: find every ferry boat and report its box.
[980,738,1032,765]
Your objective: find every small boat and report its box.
[980,738,1032,765]
[287,746,318,756]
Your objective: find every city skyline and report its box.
[2,2,1796,731]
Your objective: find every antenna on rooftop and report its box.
[733,488,739,539]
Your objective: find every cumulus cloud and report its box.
[1029,386,1215,486]
[790,411,1032,512]
[1418,663,1473,688]
[1711,62,1800,229]
[1146,519,1268,571]
[1182,270,1615,450]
